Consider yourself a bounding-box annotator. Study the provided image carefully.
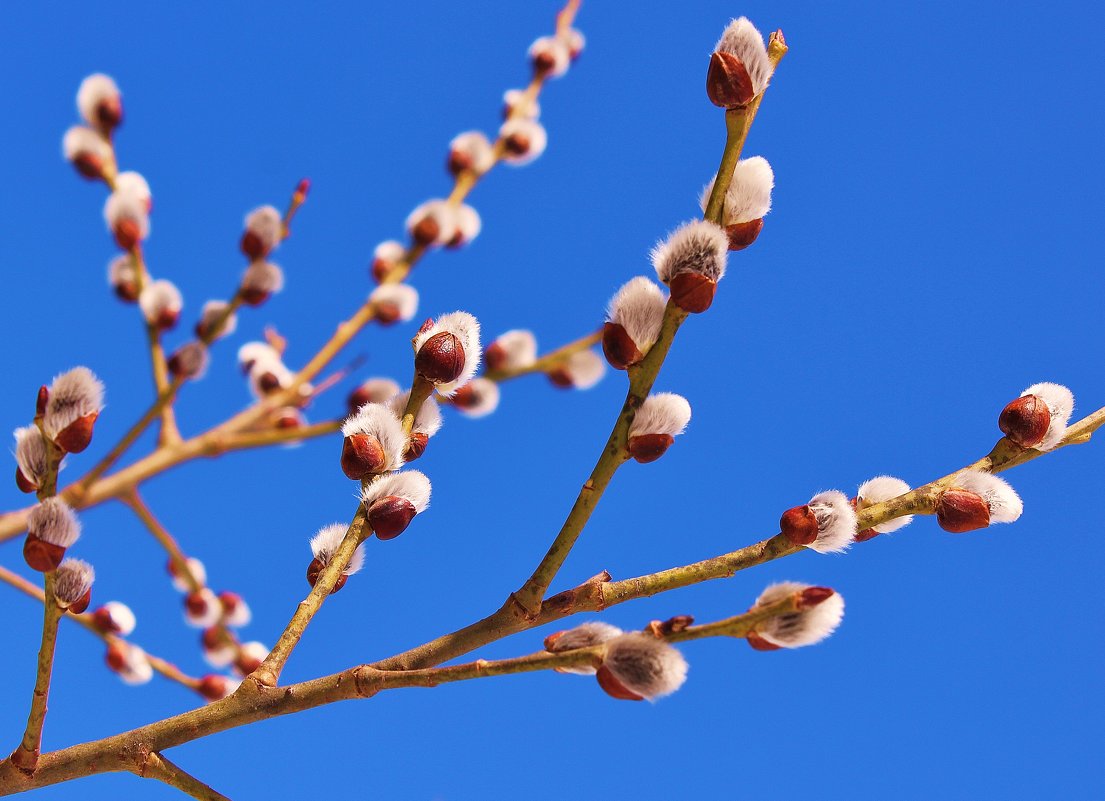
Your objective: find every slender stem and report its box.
[400,376,435,436]
[119,490,199,593]
[483,329,602,383]
[8,573,62,773]
[128,246,183,446]
[138,752,231,801]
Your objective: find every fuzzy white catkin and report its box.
[248,358,294,398]
[499,118,548,165]
[607,277,667,354]
[651,220,729,284]
[548,621,623,675]
[100,601,136,636]
[341,403,407,472]
[388,391,443,437]
[184,588,221,628]
[405,200,458,246]
[237,342,281,373]
[602,633,688,700]
[455,378,501,418]
[310,524,366,576]
[356,378,402,406]
[170,557,206,593]
[54,558,95,607]
[753,582,845,648]
[503,89,540,120]
[806,490,857,553]
[44,367,104,440]
[528,35,572,77]
[170,343,210,381]
[714,17,773,95]
[62,126,108,162]
[369,283,420,322]
[203,638,237,669]
[449,131,496,174]
[452,204,481,245]
[373,240,406,267]
[561,349,606,389]
[361,470,432,514]
[138,280,182,325]
[413,312,482,395]
[117,645,154,685]
[244,206,283,253]
[489,330,538,370]
[14,426,48,486]
[856,476,914,534]
[107,254,137,291]
[629,393,692,438]
[241,261,284,296]
[76,74,120,126]
[103,191,150,239]
[234,642,270,676]
[700,156,774,225]
[1022,382,1075,451]
[28,499,81,547]
[220,595,251,628]
[199,301,238,339]
[114,171,151,208]
[952,471,1023,523]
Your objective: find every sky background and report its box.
[1,1,1104,798]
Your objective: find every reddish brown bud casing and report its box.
[54,412,98,454]
[36,386,49,418]
[410,216,441,247]
[547,368,574,389]
[92,606,121,634]
[306,557,349,594]
[152,308,180,331]
[185,591,211,618]
[404,432,428,463]
[235,651,264,676]
[532,50,559,76]
[23,534,66,573]
[854,527,881,543]
[780,505,819,546]
[68,588,92,615]
[374,302,402,326]
[627,433,674,464]
[797,586,835,609]
[543,630,566,651]
[367,496,418,540]
[72,153,105,180]
[114,279,140,303]
[341,433,388,480]
[998,394,1051,449]
[601,322,643,371]
[725,219,764,251]
[483,342,507,373]
[746,631,782,651]
[15,468,37,494]
[105,640,129,672]
[240,230,266,260]
[648,615,694,638]
[274,410,301,430]
[596,664,644,701]
[669,272,717,314]
[198,675,231,701]
[113,219,143,251]
[503,132,532,157]
[346,386,373,416]
[415,331,465,384]
[239,286,271,307]
[256,371,282,395]
[935,489,991,533]
[706,51,756,108]
[95,97,124,133]
[447,149,473,176]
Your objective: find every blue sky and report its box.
[1,1,1104,798]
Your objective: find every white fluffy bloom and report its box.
[44,367,104,442]
[651,220,729,285]
[564,29,585,59]
[486,330,538,372]
[218,592,251,628]
[503,88,540,120]
[715,17,773,96]
[405,199,458,247]
[243,206,283,255]
[54,558,95,608]
[361,470,432,514]
[198,300,238,340]
[388,391,443,438]
[1022,382,1075,451]
[168,342,210,381]
[499,118,547,165]
[341,403,407,471]
[699,156,774,225]
[449,204,481,247]
[350,378,402,412]
[28,499,81,547]
[413,311,481,395]
[114,171,151,209]
[607,277,667,356]
[76,74,121,128]
[629,393,692,438]
[103,190,150,243]
[454,378,501,418]
[233,641,270,676]
[184,588,221,628]
[107,254,138,296]
[202,630,237,669]
[170,557,206,593]
[805,490,857,554]
[309,523,366,577]
[14,426,48,490]
[952,471,1023,523]
[138,279,182,327]
[752,582,845,648]
[370,283,420,322]
[601,633,688,701]
[856,476,913,534]
[96,601,136,636]
[240,261,284,300]
[529,35,572,77]
[546,621,622,675]
[247,357,294,398]
[554,349,606,390]
[62,126,109,165]
[237,342,281,374]
[372,240,406,280]
[448,131,495,175]
[114,644,154,686]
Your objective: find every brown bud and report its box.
[91,606,118,634]
[218,591,242,617]
[447,149,472,176]
[371,257,393,284]
[68,587,92,615]
[410,216,441,247]
[153,308,180,331]
[648,615,694,637]
[746,631,782,651]
[293,178,310,205]
[198,674,231,701]
[257,371,282,395]
[543,631,566,651]
[374,303,402,326]
[238,287,270,306]
[306,558,349,593]
[240,230,265,260]
[533,50,559,76]
[854,527,881,543]
[15,467,37,494]
[73,152,105,180]
[201,626,225,651]
[185,591,210,618]
[368,495,418,540]
[105,640,129,671]
[113,218,142,251]
[627,433,674,464]
[601,322,643,370]
[114,279,140,303]
[23,534,66,572]
[547,368,574,388]
[274,409,301,429]
[780,505,819,546]
[798,586,835,609]
[998,394,1050,448]
[346,387,372,415]
[235,651,264,676]
[484,342,507,373]
[36,386,49,418]
[55,412,99,453]
[404,432,428,462]
[451,384,479,410]
[935,488,991,533]
[95,97,124,133]
[724,218,764,251]
[595,664,644,701]
[706,51,756,108]
[415,331,465,384]
[341,433,388,480]
[669,271,717,314]
[503,132,531,157]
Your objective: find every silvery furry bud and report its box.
[307,523,366,593]
[239,261,285,306]
[499,118,547,166]
[627,392,691,463]
[388,390,443,440]
[77,73,122,133]
[413,312,481,395]
[201,627,237,668]
[218,591,251,628]
[371,240,406,283]
[168,556,206,592]
[103,190,150,250]
[184,588,221,628]
[91,601,136,636]
[545,621,622,675]
[445,204,481,249]
[62,126,110,180]
[237,341,282,375]
[361,471,432,540]
[406,200,458,247]
[14,426,48,494]
[651,220,729,313]
[998,382,1074,451]
[25,498,81,572]
[340,403,406,480]
[749,582,844,649]
[699,156,774,249]
[370,284,419,326]
[597,633,688,701]
[452,378,501,418]
[604,277,667,370]
[484,330,537,373]
[107,255,140,302]
[529,35,571,77]
[714,18,772,98]
[234,641,269,676]
[781,491,856,553]
[168,342,210,381]
[106,642,153,685]
[448,131,495,176]
[564,29,585,60]
[547,349,605,390]
[44,367,104,453]
[139,279,183,331]
[54,558,95,612]
[854,476,913,541]
[114,171,151,211]
[347,377,401,415]
[502,88,540,120]
[241,205,283,260]
[195,300,238,341]
[935,471,1022,533]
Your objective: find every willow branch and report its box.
[483,329,602,383]
[136,752,231,801]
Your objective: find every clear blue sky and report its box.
[2,1,1103,798]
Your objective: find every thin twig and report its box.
[137,752,231,801]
